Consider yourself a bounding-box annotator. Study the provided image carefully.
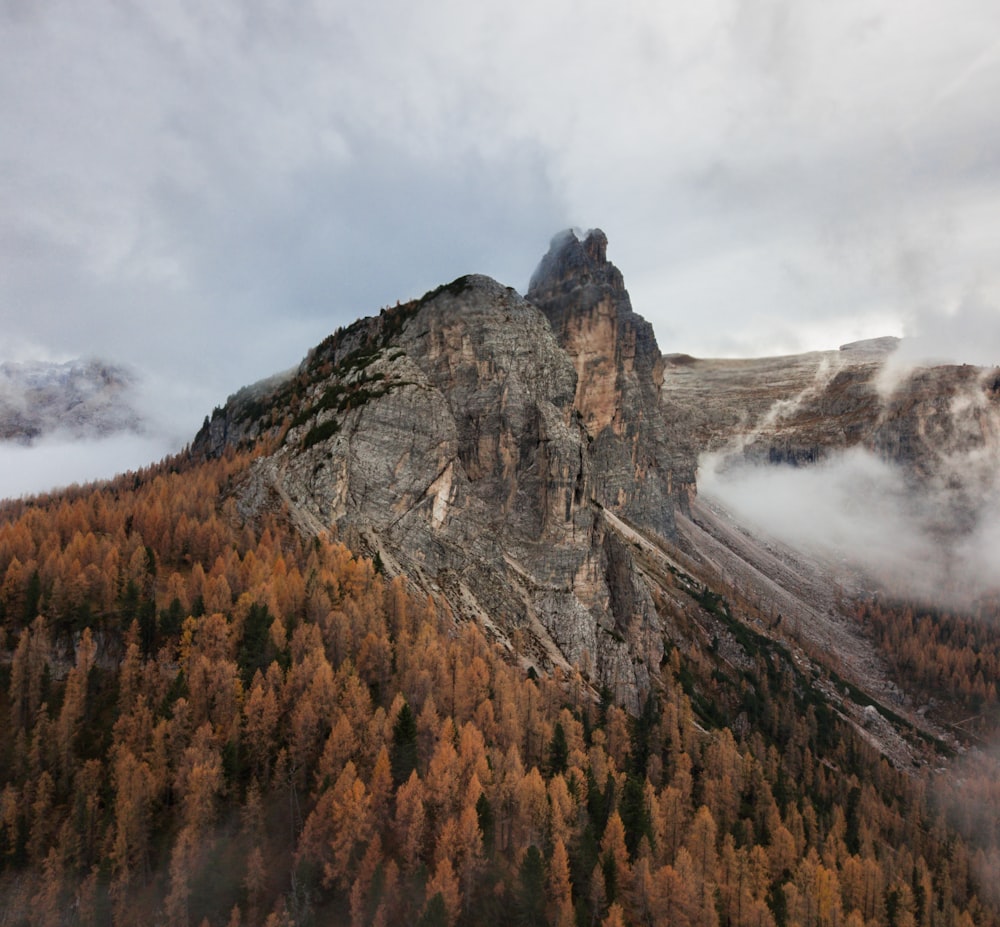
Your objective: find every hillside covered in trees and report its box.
[0,447,999,927]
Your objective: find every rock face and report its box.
[200,259,675,703]
[660,339,1000,535]
[660,336,1000,474]
[195,229,1000,708]
[660,343,894,468]
[528,229,691,535]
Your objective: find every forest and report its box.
[0,447,999,927]
[853,599,1000,733]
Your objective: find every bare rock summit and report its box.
[197,241,690,702]
[194,229,1000,717]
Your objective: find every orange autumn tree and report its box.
[0,446,996,926]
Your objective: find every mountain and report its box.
[195,229,1000,742]
[194,232,695,710]
[4,230,1000,925]
[0,358,142,444]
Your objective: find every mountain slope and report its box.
[195,230,1000,746]
[1,449,995,926]
[3,230,1000,925]
[199,266,672,705]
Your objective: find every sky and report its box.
[4,0,1000,494]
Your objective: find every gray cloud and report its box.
[0,432,181,500]
[699,443,1000,606]
[4,0,1000,492]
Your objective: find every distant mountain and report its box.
[0,357,143,444]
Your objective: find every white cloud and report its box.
[699,444,1000,605]
[0,432,181,501]
[4,0,1000,492]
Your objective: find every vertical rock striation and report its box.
[208,263,674,706]
[196,228,1000,709]
[527,229,692,536]
[185,225,1000,739]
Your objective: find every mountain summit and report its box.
[529,229,683,536]
[528,227,624,297]
[196,230,1000,726]
[198,244,680,702]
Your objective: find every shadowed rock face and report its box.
[528,229,624,304]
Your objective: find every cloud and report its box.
[4,0,1000,495]
[0,2,567,438]
[699,443,1000,605]
[898,295,1000,369]
[0,432,181,501]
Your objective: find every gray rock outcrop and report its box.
[527,229,694,533]
[200,261,672,704]
[194,229,1000,705]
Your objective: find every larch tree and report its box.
[424,856,461,927]
[601,811,633,907]
[548,837,576,927]
[393,769,427,874]
[55,627,96,787]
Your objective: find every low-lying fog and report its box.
[699,444,1000,605]
[0,432,183,501]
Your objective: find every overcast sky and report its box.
[4,0,1000,493]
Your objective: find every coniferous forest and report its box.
[1,448,999,927]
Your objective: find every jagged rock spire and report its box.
[527,227,663,389]
[526,227,683,542]
[527,228,625,302]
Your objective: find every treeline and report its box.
[0,453,996,926]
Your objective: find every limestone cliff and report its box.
[527,229,693,532]
[198,264,672,704]
[660,337,1000,542]
[193,229,1000,728]
[660,335,1000,472]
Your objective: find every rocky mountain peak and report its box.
[526,228,684,539]
[527,227,623,301]
[526,228,660,381]
[190,226,1000,722]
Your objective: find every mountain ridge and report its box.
[194,229,1000,746]
[4,230,1000,925]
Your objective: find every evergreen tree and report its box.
[547,721,569,776]
[517,845,547,927]
[391,702,419,786]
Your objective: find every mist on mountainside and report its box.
[4,225,1000,925]
[699,413,1000,606]
[0,358,146,433]
[0,432,183,500]
[0,358,198,500]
